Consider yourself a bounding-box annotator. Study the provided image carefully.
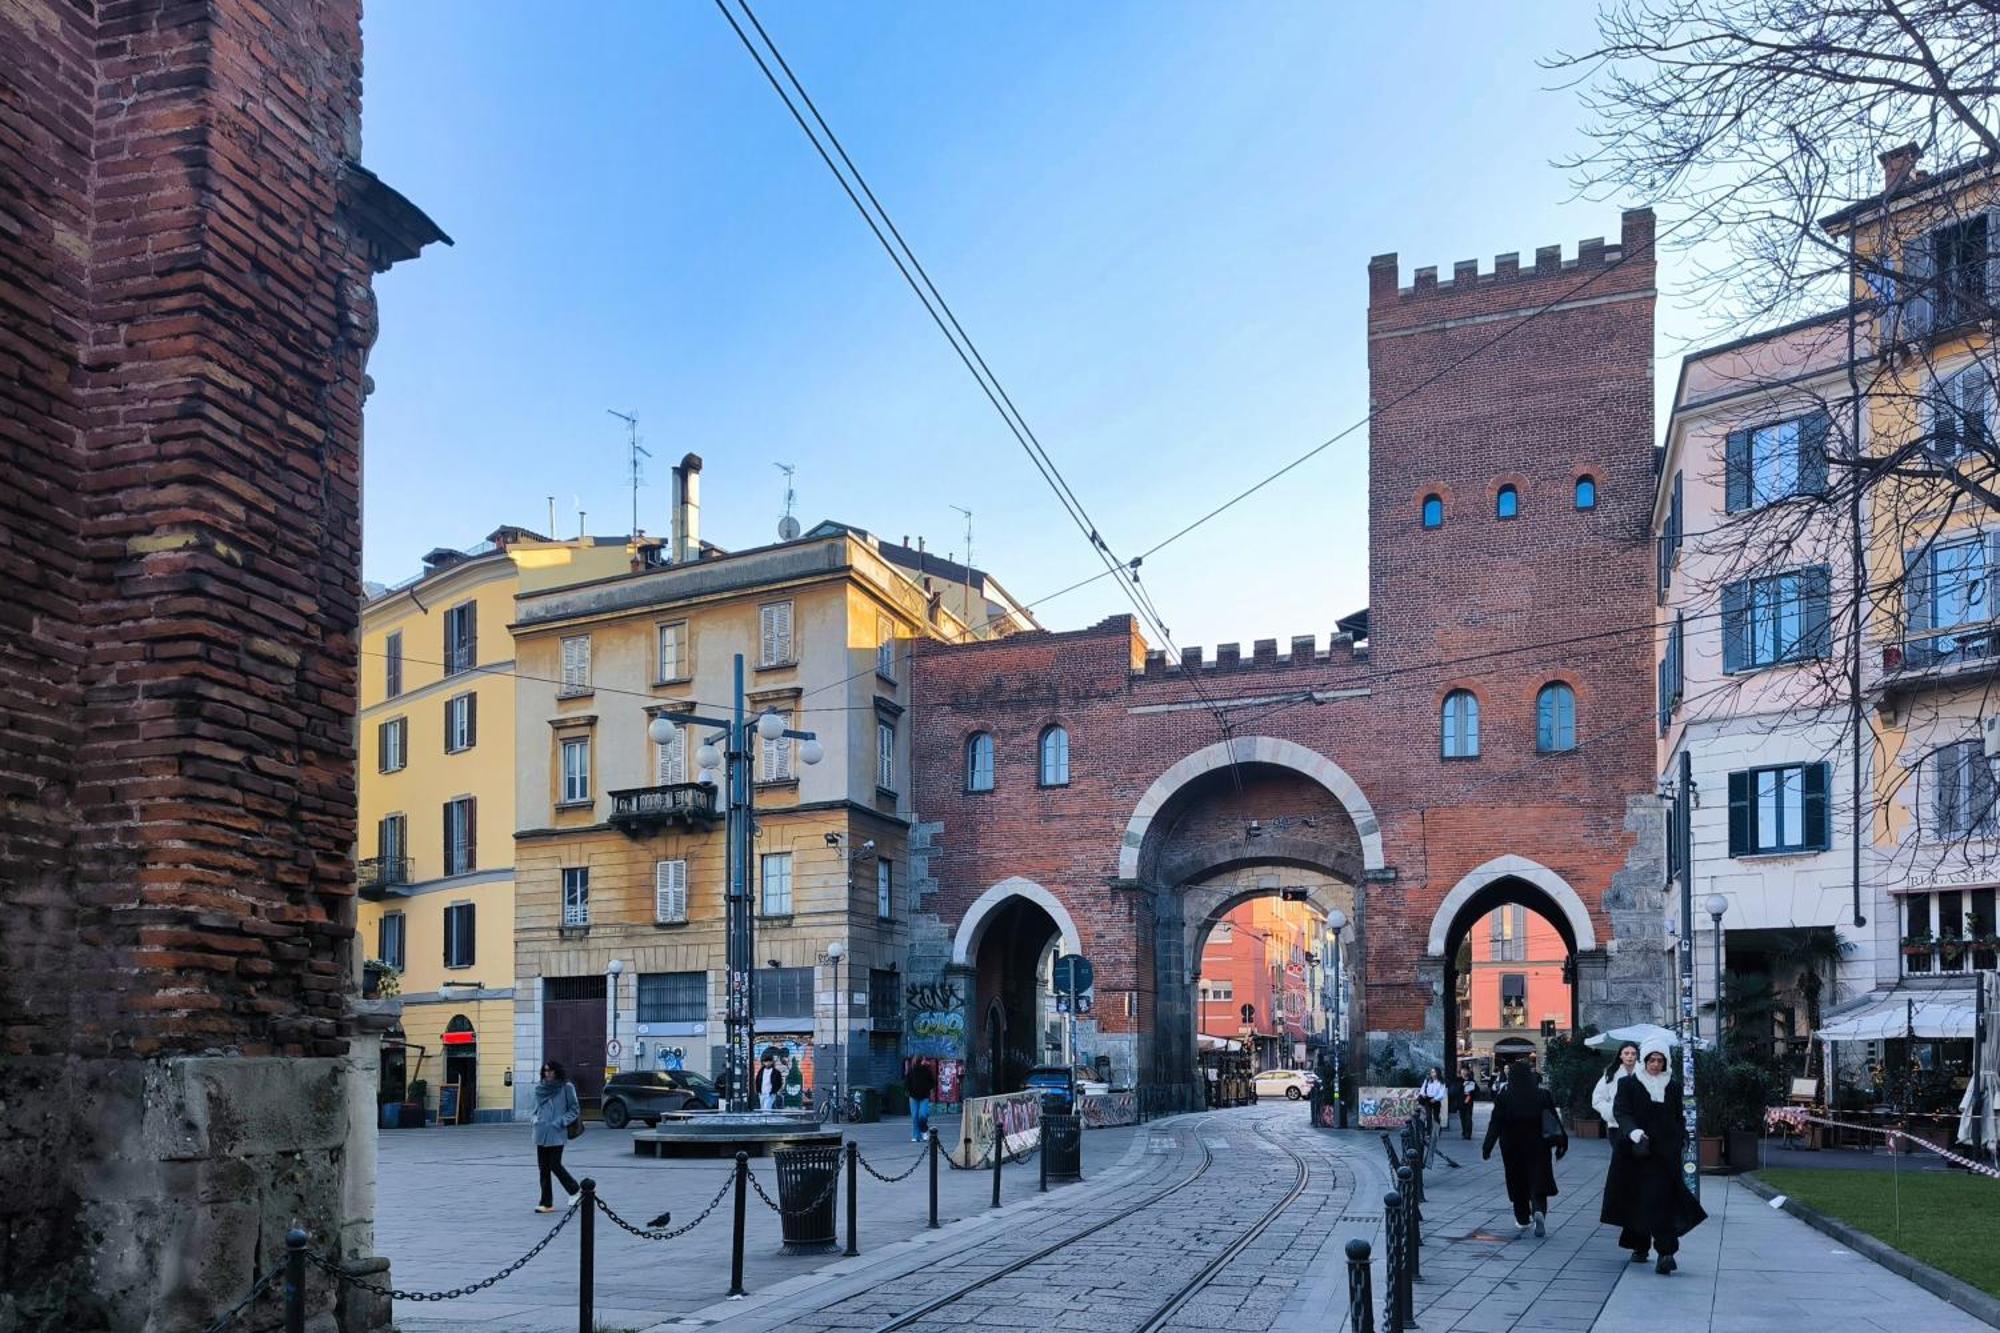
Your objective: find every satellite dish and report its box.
[777,515,801,540]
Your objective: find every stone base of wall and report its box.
[0,1055,390,1333]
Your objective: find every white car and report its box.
[1252,1068,1318,1101]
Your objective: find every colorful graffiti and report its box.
[905,1056,965,1106]
[954,1090,1041,1167]
[907,1008,966,1059]
[1078,1091,1137,1128]
[759,1037,814,1109]
[1358,1086,1421,1129]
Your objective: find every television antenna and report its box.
[609,409,648,541]
[775,463,800,541]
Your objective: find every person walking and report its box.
[1457,1063,1478,1139]
[1608,1038,1708,1273]
[1591,1041,1641,1251]
[1419,1067,1448,1130]
[755,1051,784,1111]
[905,1059,938,1141]
[532,1060,582,1214]
[1481,1058,1567,1235]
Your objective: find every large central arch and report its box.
[1425,855,1594,1072]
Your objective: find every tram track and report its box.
[867,1114,1317,1333]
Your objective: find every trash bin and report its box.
[772,1144,840,1253]
[1043,1112,1082,1182]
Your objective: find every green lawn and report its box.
[1756,1168,2000,1300]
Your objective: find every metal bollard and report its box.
[844,1141,860,1257]
[1383,1190,1408,1333]
[728,1152,749,1298]
[1345,1237,1375,1333]
[928,1129,941,1228]
[1398,1164,1421,1284]
[990,1116,1003,1209]
[577,1179,596,1333]
[1039,1126,1049,1193]
[1406,1143,1426,1213]
[284,1227,306,1333]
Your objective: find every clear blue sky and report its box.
[360,2,1696,650]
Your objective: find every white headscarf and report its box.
[1635,1036,1672,1102]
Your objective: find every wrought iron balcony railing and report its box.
[358,855,412,898]
[607,782,719,832]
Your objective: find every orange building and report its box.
[1197,896,1317,1069]
[1461,905,1570,1069]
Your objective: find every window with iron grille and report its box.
[561,867,590,927]
[637,971,706,1024]
[869,969,900,1025]
[377,814,406,878]
[443,902,475,968]
[443,601,476,675]
[756,966,811,1018]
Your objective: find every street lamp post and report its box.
[649,653,823,1113]
[1328,908,1348,1129]
[1705,894,1729,1047]
[606,959,624,1076]
[826,940,846,1117]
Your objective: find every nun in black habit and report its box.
[1604,1037,1709,1273]
[1481,1058,1566,1235]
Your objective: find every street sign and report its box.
[1052,954,1093,998]
[1240,1002,1256,1024]
[606,1038,622,1059]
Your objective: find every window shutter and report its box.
[1657,656,1670,734]
[1797,410,1831,493]
[466,692,477,748]
[658,730,685,785]
[462,904,475,967]
[1803,762,1831,851]
[442,803,453,874]
[1671,470,1683,551]
[378,721,390,771]
[1727,770,1751,857]
[1725,429,1752,512]
[1720,580,1750,673]
[1986,207,2000,307]
[1904,235,1935,337]
[1965,367,1993,453]
[561,636,591,690]
[1801,565,1833,658]
[1906,548,1933,666]
[442,697,453,750]
[464,797,476,873]
[1935,746,1960,838]
[656,859,688,924]
[760,602,793,665]
[1673,612,1686,701]
[1977,746,1999,837]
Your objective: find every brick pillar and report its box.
[0,3,442,1328]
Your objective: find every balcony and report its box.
[357,856,412,899]
[1883,622,2000,698]
[608,782,719,834]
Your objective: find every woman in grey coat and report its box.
[532,1060,582,1213]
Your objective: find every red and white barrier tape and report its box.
[1773,1111,2000,1181]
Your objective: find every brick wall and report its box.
[0,3,436,1326]
[910,212,1664,1082]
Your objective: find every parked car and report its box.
[1252,1068,1318,1101]
[1023,1065,1111,1111]
[599,1069,721,1128]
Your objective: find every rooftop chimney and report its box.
[1881,143,1922,195]
[671,453,703,563]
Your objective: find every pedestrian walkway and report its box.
[1336,1110,1993,1333]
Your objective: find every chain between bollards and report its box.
[577,1179,595,1333]
[728,1152,749,1299]
[1345,1237,1375,1333]
[844,1141,860,1257]
[928,1128,940,1228]
[284,1228,306,1333]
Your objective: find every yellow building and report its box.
[356,527,633,1123]
[1823,147,1998,1008]
[510,474,1030,1117]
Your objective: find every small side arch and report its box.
[1424,854,1597,956]
[951,876,1084,966]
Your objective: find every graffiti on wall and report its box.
[759,1038,815,1109]
[905,980,962,1013]
[907,1008,967,1059]
[1078,1091,1137,1128]
[954,1090,1041,1167]
[1358,1086,1421,1129]
[904,1056,965,1106]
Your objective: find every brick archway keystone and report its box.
[1424,854,1597,956]
[1116,736,1385,881]
[951,876,1085,966]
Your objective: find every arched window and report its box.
[1441,690,1480,758]
[1421,494,1444,529]
[1496,485,1519,519]
[1536,683,1577,753]
[1038,725,1070,787]
[965,732,995,792]
[1575,475,1597,510]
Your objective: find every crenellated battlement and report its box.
[1368,208,1654,305]
[1135,630,1367,679]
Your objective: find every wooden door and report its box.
[543,975,608,1109]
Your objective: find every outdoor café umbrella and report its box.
[1585,1022,1711,1052]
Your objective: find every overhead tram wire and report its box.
[710,0,1238,762]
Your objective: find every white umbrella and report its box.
[1586,1022,1712,1051]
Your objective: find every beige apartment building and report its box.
[511,466,1030,1114]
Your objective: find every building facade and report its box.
[1462,906,1572,1069]
[906,212,1672,1097]
[356,531,631,1122]
[512,504,1029,1115]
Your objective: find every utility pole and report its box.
[1673,749,1701,1195]
[609,409,647,542]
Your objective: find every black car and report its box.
[599,1070,721,1128]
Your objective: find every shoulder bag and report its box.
[1540,1106,1565,1144]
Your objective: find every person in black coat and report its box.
[1481,1058,1567,1235]
[1457,1063,1478,1140]
[1605,1038,1709,1273]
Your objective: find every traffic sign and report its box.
[606,1038,623,1059]
[1052,953,1093,998]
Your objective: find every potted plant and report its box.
[1900,932,1934,958]
[1540,1025,1605,1136]
[402,1078,429,1128]
[1694,1049,1729,1169]
[1721,1060,1775,1170]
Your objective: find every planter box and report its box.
[398,1102,427,1127]
[1699,1135,1724,1170]
[1572,1115,1605,1140]
[1725,1127,1761,1170]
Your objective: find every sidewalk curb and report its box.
[1738,1174,2000,1330]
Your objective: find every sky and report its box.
[359,1,1701,650]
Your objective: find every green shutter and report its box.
[1802,565,1833,658]
[1725,430,1752,512]
[1727,771,1751,857]
[1803,763,1831,851]
[1798,410,1831,494]
[1721,581,1750,673]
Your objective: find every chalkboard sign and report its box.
[438,1082,463,1126]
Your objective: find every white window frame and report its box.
[380,717,407,773]
[877,720,896,790]
[759,601,794,668]
[559,634,592,696]
[378,910,405,971]
[1748,417,1803,506]
[876,614,896,680]
[760,851,793,917]
[561,867,590,928]
[1207,980,1234,1002]
[560,736,591,805]
[654,858,688,925]
[443,797,474,876]
[965,732,995,792]
[445,692,475,753]
[1038,726,1069,786]
[657,620,687,683]
[1441,692,1479,759]
[877,859,892,919]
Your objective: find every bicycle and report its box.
[814,1088,864,1123]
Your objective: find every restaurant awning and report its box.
[1815,987,1978,1042]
